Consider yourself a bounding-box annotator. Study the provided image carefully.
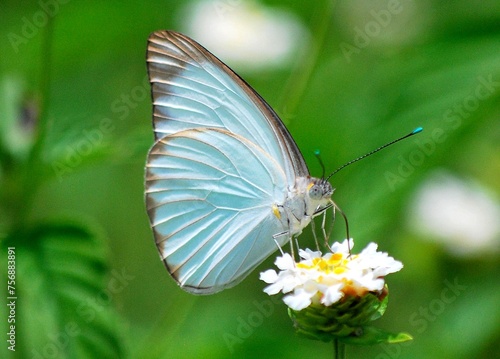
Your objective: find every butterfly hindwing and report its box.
[146,128,289,293]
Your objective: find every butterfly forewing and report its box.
[147,31,309,181]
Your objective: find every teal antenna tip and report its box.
[326,126,424,180]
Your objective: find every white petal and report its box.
[263,281,284,295]
[283,289,313,311]
[259,269,278,284]
[275,253,294,270]
[302,279,321,293]
[355,275,385,292]
[388,260,404,273]
[281,274,305,293]
[299,248,322,260]
[360,242,378,255]
[330,238,354,254]
[321,283,344,306]
[373,260,403,276]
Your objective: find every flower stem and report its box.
[333,338,346,359]
[19,11,54,226]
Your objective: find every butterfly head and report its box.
[308,178,334,200]
[309,178,335,200]
[306,178,335,218]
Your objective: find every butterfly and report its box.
[145,30,334,294]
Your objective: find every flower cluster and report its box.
[260,239,403,311]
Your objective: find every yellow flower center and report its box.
[297,253,357,275]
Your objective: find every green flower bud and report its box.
[288,288,387,342]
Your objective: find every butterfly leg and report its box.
[292,236,302,262]
[330,201,352,255]
[321,209,335,253]
[272,232,287,256]
[310,220,322,251]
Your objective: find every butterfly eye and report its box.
[309,180,334,200]
[309,184,322,200]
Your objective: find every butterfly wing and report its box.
[146,128,288,294]
[147,30,309,181]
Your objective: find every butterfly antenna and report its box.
[314,150,326,178]
[326,127,423,181]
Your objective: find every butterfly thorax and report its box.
[275,177,334,237]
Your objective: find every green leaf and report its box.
[0,220,125,358]
[339,326,413,345]
[371,285,389,321]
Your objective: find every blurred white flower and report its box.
[178,0,308,71]
[260,239,403,311]
[409,171,500,256]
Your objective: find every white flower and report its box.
[409,171,500,256]
[259,239,403,311]
[178,0,308,71]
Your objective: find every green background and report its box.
[1,0,499,358]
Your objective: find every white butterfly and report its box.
[145,31,334,294]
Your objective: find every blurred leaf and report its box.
[46,124,152,183]
[0,221,125,358]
